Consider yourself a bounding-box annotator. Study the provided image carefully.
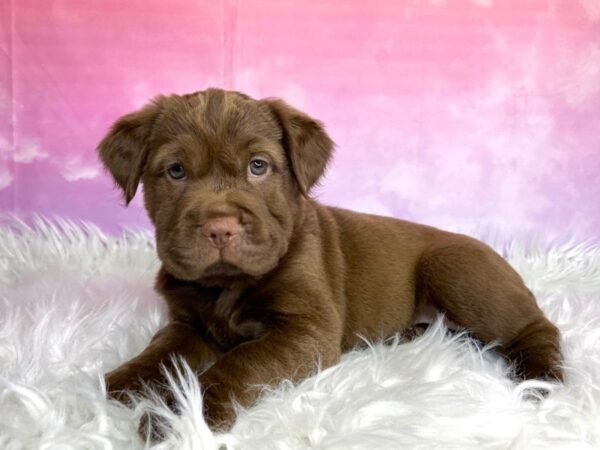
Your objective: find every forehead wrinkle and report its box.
[194,92,281,145]
[183,91,284,176]
[202,89,226,132]
[221,104,250,139]
[243,135,280,155]
[191,97,230,151]
[199,105,247,175]
[217,144,242,175]
[232,101,281,141]
[174,133,210,176]
[186,114,237,176]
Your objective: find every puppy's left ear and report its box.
[265,99,334,195]
[97,98,163,205]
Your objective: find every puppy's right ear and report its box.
[97,99,162,205]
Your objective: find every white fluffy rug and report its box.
[1,219,599,450]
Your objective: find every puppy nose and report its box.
[201,217,240,248]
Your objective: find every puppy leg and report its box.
[105,321,220,435]
[417,239,562,381]
[105,321,221,439]
[105,321,220,399]
[198,321,341,430]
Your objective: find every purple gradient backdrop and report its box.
[1,0,599,236]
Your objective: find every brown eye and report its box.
[167,163,185,180]
[248,158,269,177]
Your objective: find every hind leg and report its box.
[417,236,562,381]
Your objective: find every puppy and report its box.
[99,88,562,434]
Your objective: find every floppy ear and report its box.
[97,99,162,205]
[265,99,334,195]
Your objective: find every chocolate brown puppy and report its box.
[99,88,562,434]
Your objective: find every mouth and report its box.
[162,231,277,283]
[201,260,245,278]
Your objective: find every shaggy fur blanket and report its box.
[0,219,599,450]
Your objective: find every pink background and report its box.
[1,0,599,237]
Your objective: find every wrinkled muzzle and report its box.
[155,190,289,282]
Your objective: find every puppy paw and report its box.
[200,374,237,431]
[137,408,173,442]
[203,393,236,431]
[106,365,179,441]
[105,365,145,404]
[105,363,175,405]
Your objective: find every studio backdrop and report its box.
[1,0,599,237]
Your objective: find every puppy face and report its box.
[98,89,333,284]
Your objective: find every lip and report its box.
[202,261,244,278]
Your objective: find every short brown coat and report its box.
[99,88,562,435]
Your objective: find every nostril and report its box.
[209,231,232,240]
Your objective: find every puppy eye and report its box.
[167,163,186,180]
[248,158,269,177]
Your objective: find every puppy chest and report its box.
[205,297,266,350]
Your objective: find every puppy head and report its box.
[98,88,333,283]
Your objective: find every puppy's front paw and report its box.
[105,363,171,404]
[137,409,173,442]
[105,365,145,404]
[203,391,236,431]
[200,373,237,431]
[106,364,178,441]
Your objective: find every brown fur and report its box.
[99,88,562,436]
